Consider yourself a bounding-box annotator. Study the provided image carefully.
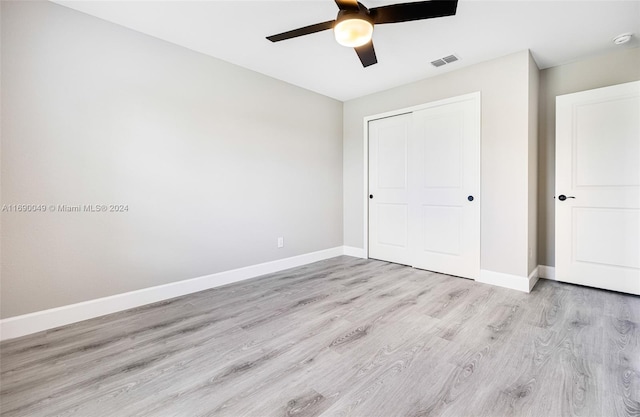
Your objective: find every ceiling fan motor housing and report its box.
[336,5,373,24]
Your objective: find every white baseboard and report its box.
[343,246,367,258]
[0,249,555,341]
[0,246,346,341]
[538,265,556,280]
[528,267,540,292]
[477,267,539,293]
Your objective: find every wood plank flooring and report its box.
[1,256,638,417]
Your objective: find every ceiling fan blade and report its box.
[335,0,360,11]
[267,20,335,42]
[371,0,458,25]
[355,41,377,67]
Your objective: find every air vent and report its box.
[431,54,460,68]
[443,54,458,63]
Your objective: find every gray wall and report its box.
[344,50,537,278]
[0,1,343,318]
[537,47,640,267]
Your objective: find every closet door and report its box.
[556,81,640,295]
[367,93,481,279]
[410,96,480,279]
[368,113,412,265]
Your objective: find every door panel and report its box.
[574,97,640,187]
[420,205,461,256]
[556,81,640,295]
[377,203,409,247]
[410,97,480,279]
[574,208,640,269]
[421,114,463,188]
[368,114,412,265]
[377,130,408,189]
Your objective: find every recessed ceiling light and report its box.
[613,33,632,45]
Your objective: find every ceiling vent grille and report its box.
[431,54,459,68]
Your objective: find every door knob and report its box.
[558,194,575,201]
[467,196,474,202]
[369,194,373,199]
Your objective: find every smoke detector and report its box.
[613,33,632,45]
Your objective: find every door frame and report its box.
[362,91,481,260]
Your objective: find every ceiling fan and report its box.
[266,0,459,68]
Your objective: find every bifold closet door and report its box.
[368,94,480,279]
[368,113,412,266]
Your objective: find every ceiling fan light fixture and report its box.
[334,17,373,47]
[266,0,459,67]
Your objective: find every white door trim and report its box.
[362,92,482,261]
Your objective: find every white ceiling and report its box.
[52,0,640,101]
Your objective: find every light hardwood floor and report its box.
[1,256,638,417]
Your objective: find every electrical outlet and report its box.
[277,237,284,248]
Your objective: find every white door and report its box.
[368,113,412,266]
[410,97,480,279]
[368,93,480,279]
[556,81,640,295]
